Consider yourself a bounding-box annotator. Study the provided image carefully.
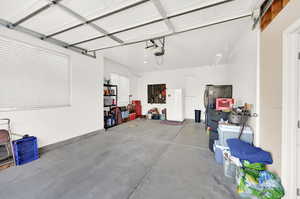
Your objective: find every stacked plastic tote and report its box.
[213,124,253,166]
[227,139,285,199]
[213,124,285,199]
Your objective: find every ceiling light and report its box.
[214,53,223,66]
[216,53,223,57]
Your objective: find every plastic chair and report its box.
[0,119,15,166]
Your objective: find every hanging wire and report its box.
[144,37,166,65]
[156,55,164,65]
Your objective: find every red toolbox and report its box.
[132,100,142,116]
[216,98,234,111]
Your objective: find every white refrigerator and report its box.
[166,88,184,122]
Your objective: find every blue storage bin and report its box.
[214,141,229,165]
[121,111,129,119]
[151,114,160,120]
[13,136,39,165]
[215,146,224,164]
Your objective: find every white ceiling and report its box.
[103,17,253,73]
[0,0,259,71]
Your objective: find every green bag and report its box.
[236,161,285,199]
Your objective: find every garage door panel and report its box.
[0,0,48,22]
[77,37,119,50]
[93,2,161,33]
[20,6,82,35]
[61,0,139,19]
[116,22,170,42]
[53,25,104,44]
[170,1,250,31]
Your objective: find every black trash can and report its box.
[195,110,201,123]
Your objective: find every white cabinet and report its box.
[166,89,184,122]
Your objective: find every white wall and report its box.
[227,28,259,140]
[259,0,300,176]
[137,65,229,119]
[109,73,130,106]
[227,30,258,108]
[0,27,104,147]
[137,29,258,124]
[104,58,139,101]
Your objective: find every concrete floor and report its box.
[0,120,240,199]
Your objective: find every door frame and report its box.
[282,18,300,199]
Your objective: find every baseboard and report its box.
[39,129,105,154]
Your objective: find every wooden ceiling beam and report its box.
[260,0,290,31]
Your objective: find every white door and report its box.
[297,139,300,198]
[166,89,184,122]
[297,51,300,199]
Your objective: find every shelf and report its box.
[104,84,117,87]
[103,84,118,129]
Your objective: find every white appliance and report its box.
[166,89,184,122]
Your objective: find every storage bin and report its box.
[147,113,152,120]
[13,136,39,166]
[223,152,237,182]
[218,124,253,147]
[151,114,160,120]
[107,118,112,126]
[121,111,129,119]
[215,146,224,164]
[104,98,113,106]
[214,141,229,164]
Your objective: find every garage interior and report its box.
[0,0,298,199]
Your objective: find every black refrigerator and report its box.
[204,85,232,152]
[204,85,232,131]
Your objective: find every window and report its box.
[147,84,166,104]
